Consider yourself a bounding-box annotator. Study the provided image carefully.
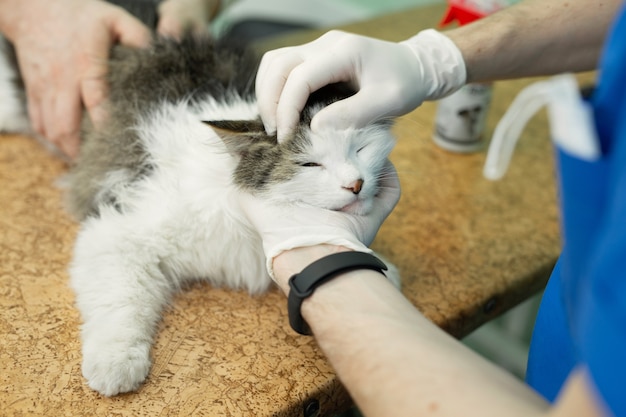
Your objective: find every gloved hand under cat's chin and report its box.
[238,161,401,278]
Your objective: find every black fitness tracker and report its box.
[287,252,388,335]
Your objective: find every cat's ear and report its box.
[203,119,275,155]
[203,119,266,136]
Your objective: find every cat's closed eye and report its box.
[300,162,322,167]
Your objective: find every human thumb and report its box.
[109,10,152,48]
[82,11,151,127]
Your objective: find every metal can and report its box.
[433,82,493,153]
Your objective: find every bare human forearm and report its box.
[445,0,621,83]
[272,245,603,417]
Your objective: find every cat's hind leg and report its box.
[69,209,173,396]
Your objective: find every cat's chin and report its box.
[338,200,371,216]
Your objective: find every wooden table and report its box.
[0,4,595,417]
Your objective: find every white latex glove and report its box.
[256,29,466,142]
[239,161,401,279]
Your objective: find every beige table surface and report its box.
[0,4,596,416]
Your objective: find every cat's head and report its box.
[205,113,395,216]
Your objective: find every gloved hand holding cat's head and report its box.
[204,102,399,279]
[206,95,400,281]
[256,29,466,142]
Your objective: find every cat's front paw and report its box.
[81,341,152,396]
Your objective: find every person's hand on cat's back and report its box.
[239,160,400,282]
[256,29,467,142]
[0,0,151,159]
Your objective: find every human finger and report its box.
[157,5,211,39]
[256,31,351,138]
[81,8,150,127]
[79,33,109,127]
[310,85,406,132]
[43,86,82,158]
[80,61,109,128]
[107,8,152,48]
[78,29,112,128]
[25,90,43,137]
[373,160,401,220]
[273,50,355,141]
[255,48,305,137]
[156,15,183,39]
[156,0,216,38]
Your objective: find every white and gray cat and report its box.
[0,34,399,396]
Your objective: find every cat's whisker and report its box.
[391,114,432,131]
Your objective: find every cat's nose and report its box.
[344,179,364,195]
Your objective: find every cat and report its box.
[0,33,400,396]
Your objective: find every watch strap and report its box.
[287,252,388,335]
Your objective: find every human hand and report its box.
[157,0,220,39]
[256,29,467,142]
[0,0,150,159]
[239,160,400,280]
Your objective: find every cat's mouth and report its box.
[338,201,358,213]
[338,199,370,215]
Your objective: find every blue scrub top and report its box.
[525,2,626,416]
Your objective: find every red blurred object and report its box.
[440,2,487,26]
[440,0,512,26]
